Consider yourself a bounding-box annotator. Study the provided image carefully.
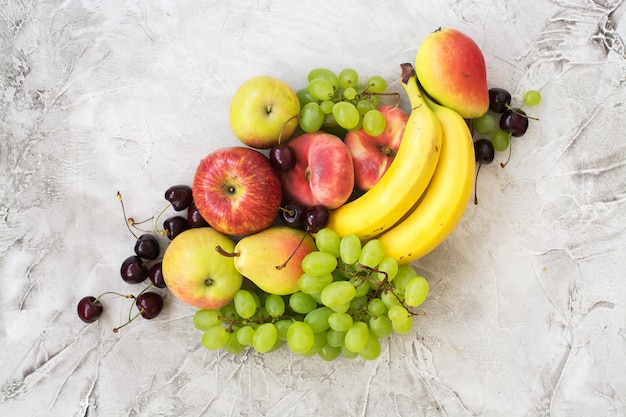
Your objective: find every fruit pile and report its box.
[77,27,541,361]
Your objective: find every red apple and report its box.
[192,146,282,236]
[344,105,409,191]
[280,132,354,209]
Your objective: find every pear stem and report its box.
[215,246,239,257]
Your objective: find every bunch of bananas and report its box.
[325,63,476,265]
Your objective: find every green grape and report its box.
[343,87,357,100]
[251,307,271,322]
[233,289,257,319]
[376,257,398,282]
[332,101,360,130]
[523,89,541,106]
[299,102,324,133]
[391,316,413,334]
[366,75,387,93]
[388,305,410,324]
[348,295,368,313]
[381,289,402,309]
[340,234,361,264]
[352,278,370,297]
[321,281,357,307]
[491,129,510,152]
[341,344,359,359]
[475,113,496,135]
[296,88,316,107]
[287,321,315,353]
[265,294,286,318]
[275,319,292,341]
[201,326,230,350]
[369,315,392,338]
[301,330,328,357]
[323,113,338,127]
[328,312,353,332]
[304,306,334,333]
[219,303,239,322]
[326,328,347,347]
[367,298,386,317]
[224,331,246,355]
[358,239,385,269]
[330,302,350,313]
[315,228,341,258]
[193,309,222,331]
[289,292,318,314]
[308,78,334,101]
[308,68,339,89]
[392,264,418,293]
[298,272,333,294]
[252,323,278,353]
[318,344,341,361]
[320,100,335,114]
[344,321,369,353]
[359,331,381,360]
[404,276,429,307]
[302,251,338,277]
[235,325,255,346]
[357,99,373,115]
[338,68,359,88]
[309,291,322,305]
[362,109,386,137]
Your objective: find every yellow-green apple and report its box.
[192,146,282,236]
[415,28,489,119]
[344,105,409,191]
[279,132,354,209]
[216,226,316,295]
[162,227,243,309]
[229,75,301,149]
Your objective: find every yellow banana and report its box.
[377,80,476,264]
[325,63,442,240]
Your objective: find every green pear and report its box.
[220,226,317,295]
[415,28,489,119]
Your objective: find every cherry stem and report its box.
[93,291,135,304]
[505,104,539,121]
[474,163,483,205]
[279,206,296,217]
[113,310,143,333]
[215,246,240,257]
[275,227,309,270]
[153,203,173,235]
[277,113,300,145]
[118,192,139,240]
[501,140,513,168]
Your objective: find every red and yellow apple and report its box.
[162,227,243,309]
[344,105,409,191]
[229,75,301,149]
[279,132,354,209]
[415,28,489,119]
[192,146,282,236]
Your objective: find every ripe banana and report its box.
[377,79,476,264]
[325,63,442,240]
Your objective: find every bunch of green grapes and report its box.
[296,68,397,137]
[193,227,429,361]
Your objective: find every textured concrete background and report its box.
[1,1,625,416]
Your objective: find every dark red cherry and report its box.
[163,216,189,240]
[500,108,529,137]
[302,205,329,233]
[148,262,167,288]
[77,296,103,323]
[134,234,160,260]
[187,201,209,228]
[279,203,303,228]
[269,144,296,172]
[474,139,495,164]
[120,255,149,283]
[165,185,193,211]
[136,292,164,319]
[488,88,512,113]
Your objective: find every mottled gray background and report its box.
[1,1,625,416]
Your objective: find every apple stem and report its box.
[215,245,239,257]
[275,227,309,270]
